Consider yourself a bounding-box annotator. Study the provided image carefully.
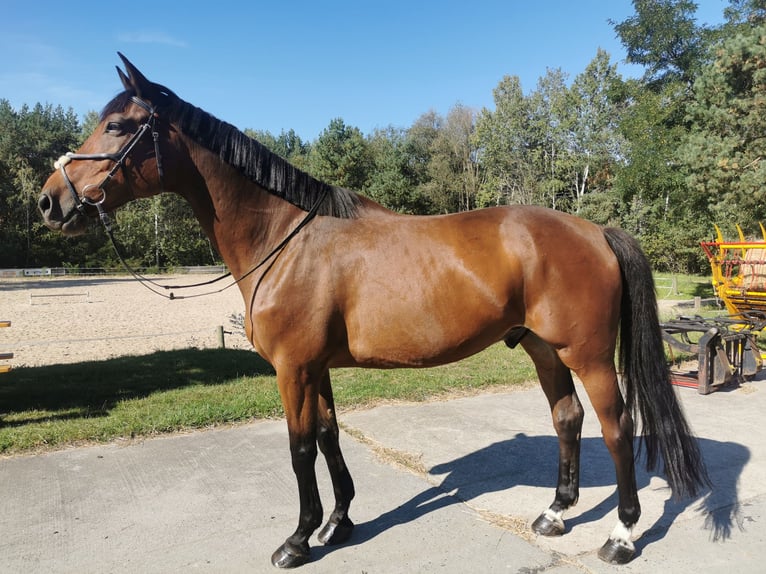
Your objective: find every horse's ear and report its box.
[117,52,153,98]
[116,65,131,91]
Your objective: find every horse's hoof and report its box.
[271,542,311,569]
[597,537,636,564]
[531,511,565,536]
[317,516,355,545]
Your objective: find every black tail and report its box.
[603,227,710,499]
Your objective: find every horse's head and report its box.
[39,53,175,235]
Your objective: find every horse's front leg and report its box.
[315,372,356,546]
[271,367,324,569]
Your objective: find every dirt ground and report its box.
[0,274,252,368]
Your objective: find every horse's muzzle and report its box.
[38,190,88,235]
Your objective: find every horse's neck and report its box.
[178,151,306,279]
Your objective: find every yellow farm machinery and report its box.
[661,225,766,394]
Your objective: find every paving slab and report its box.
[1,377,765,573]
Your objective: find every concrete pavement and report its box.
[1,377,764,573]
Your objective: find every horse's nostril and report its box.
[38,192,51,214]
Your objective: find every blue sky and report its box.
[2,1,726,140]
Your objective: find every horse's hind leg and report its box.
[316,372,356,545]
[574,363,639,564]
[515,331,584,536]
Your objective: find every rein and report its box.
[55,95,327,300]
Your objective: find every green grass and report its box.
[654,272,714,300]
[0,344,536,455]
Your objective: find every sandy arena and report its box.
[0,274,252,368]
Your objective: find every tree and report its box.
[567,50,626,212]
[308,118,373,190]
[681,21,766,226]
[526,67,572,210]
[611,0,709,88]
[613,83,686,229]
[247,128,311,171]
[475,75,539,206]
[80,111,100,143]
[365,126,433,213]
[723,0,766,26]
[0,100,85,267]
[112,193,218,269]
[610,0,715,272]
[406,110,442,210]
[420,104,480,213]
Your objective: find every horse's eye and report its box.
[105,122,123,134]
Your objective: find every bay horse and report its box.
[38,54,708,568]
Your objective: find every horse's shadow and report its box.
[313,432,749,560]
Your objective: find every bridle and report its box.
[52,94,327,300]
[54,95,163,230]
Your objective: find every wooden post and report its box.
[217,325,226,349]
[1,320,12,373]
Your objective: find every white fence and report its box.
[0,266,228,279]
